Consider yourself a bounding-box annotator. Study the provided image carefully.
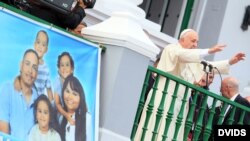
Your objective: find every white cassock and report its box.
[135,43,230,141]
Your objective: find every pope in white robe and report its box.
[134,29,245,141]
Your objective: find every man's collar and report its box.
[230,93,239,101]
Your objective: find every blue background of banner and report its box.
[0,8,99,141]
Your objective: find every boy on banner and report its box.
[14,30,53,101]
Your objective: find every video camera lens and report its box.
[83,0,96,8]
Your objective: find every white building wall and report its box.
[210,0,250,96]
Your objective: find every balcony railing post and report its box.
[217,103,229,125]
[226,107,236,125]
[193,94,208,141]
[151,78,170,141]
[172,86,189,141]
[161,82,179,141]
[203,98,218,141]
[141,74,161,141]
[184,90,198,141]
[238,111,246,125]
[131,69,152,139]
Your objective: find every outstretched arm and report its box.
[208,44,226,54]
[229,52,246,65]
[209,52,246,74]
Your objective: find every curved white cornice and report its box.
[83,12,160,60]
[94,0,145,18]
[83,0,178,59]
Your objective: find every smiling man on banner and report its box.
[0,49,39,141]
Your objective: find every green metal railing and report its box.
[131,66,250,141]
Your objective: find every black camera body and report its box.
[38,0,74,14]
[83,0,95,8]
[9,0,96,29]
[29,0,96,14]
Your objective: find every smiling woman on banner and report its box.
[60,74,88,141]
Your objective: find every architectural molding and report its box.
[83,12,160,60]
[99,128,130,141]
[84,0,177,52]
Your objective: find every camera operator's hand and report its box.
[78,0,86,9]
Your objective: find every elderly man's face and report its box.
[220,81,231,99]
[181,31,198,49]
[20,52,39,87]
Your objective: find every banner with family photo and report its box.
[0,3,100,141]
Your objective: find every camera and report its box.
[83,0,96,8]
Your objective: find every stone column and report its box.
[83,1,160,141]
